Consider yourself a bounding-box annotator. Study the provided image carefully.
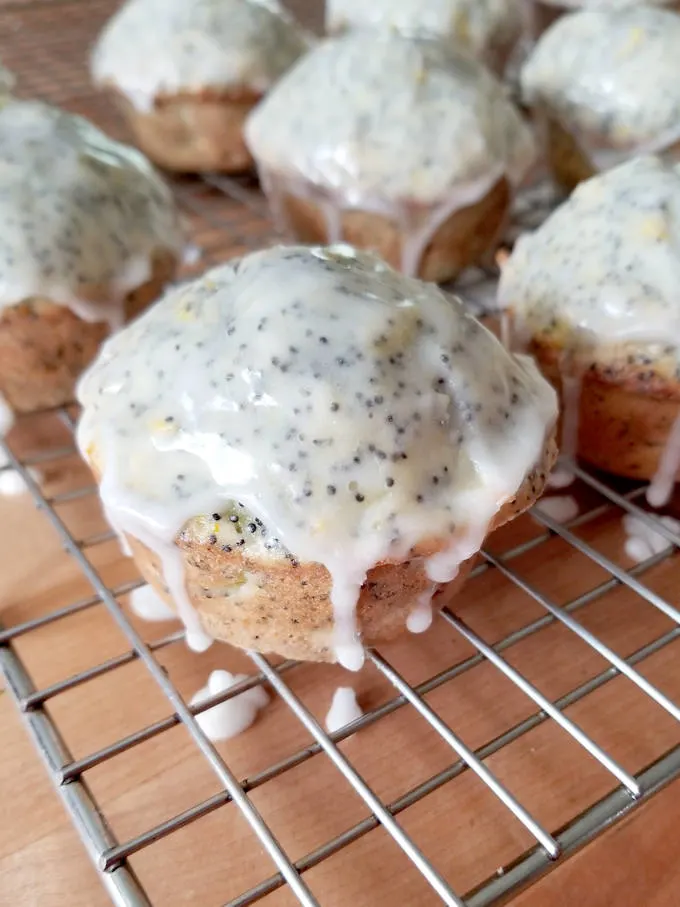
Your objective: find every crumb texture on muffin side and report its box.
[499,155,680,494]
[91,0,311,112]
[77,244,557,668]
[245,31,535,278]
[522,7,680,172]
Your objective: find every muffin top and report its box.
[0,100,181,326]
[91,0,312,111]
[522,7,680,156]
[538,0,676,8]
[77,244,556,668]
[245,31,536,208]
[499,156,680,351]
[326,0,521,63]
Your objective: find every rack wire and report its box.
[2,2,680,905]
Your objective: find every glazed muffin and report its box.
[527,0,680,40]
[521,7,680,191]
[91,0,311,173]
[0,100,181,425]
[326,0,522,74]
[499,155,680,503]
[77,244,558,666]
[245,31,536,282]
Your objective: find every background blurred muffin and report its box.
[91,0,311,173]
[499,155,680,502]
[326,0,522,75]
[78,244,557,666]
[526,0,680,40]
[245,31,535,283]
[0,100,181,424]
[521,6,680,190]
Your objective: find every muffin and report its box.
[521,7,680,191]
[77,244,558,667]
[0,100,181,422]
[245,31,536,282]
[498,155,680,502]
[91,0,311,173]
[325,0,522,74]
[527,0,680,41]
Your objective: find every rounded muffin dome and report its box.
[245,30,536,208]
[91,0,312,111]
[499,155,680,348]
[521,7,680,160]
[0,99,182,326]
[326,0,521,69]
[78,244,557,667]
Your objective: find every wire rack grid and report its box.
[2,2,680,906]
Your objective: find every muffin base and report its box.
[531,337,680,480]
[113,87,260,173]
[263,175,511,283]
[122,432,557,662]
[0,251,177,415]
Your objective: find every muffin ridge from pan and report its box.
[521,6,680,190]
[77,244,558,668]
[91,0,312,173]
[499,154,680,501]
[0,99,181,425]
[244,30,536,282]
[325,0,522,74]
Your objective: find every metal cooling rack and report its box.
[2,2,680,905]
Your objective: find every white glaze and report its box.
[522,8,680,169]
[499,157,680,345]
[77,244,557,669]
[326,0,522,69]
[622,513,680,563]
[0,392,14,437]
[190,670,269,741]
[407,587,437,633]
[92,0,311,112]
[325,686,363,733]
[246,31,535,278]
[129,584,176,621]
[534,494,578,523]
[647,413,680,508]
[0,100,182,326]
[547,467,575,489]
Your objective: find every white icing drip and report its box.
[534,494,578,523]
[92,0,311,111]
[321,201,344,246]
[326,0,522,70]
[548,467,575,489]
[245,31,536,210]
[521,8,680,172]
[647,412,680,508]
[0,391,14,436]
[0,100,182,324]
[77,245,557,665]
[190,670,269,741]
[0,466,38,497]
[622,513,680,564]
[406,586,436,633]
[129,584,176,621]
[325,686,363,733]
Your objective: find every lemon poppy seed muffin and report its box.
[326,0,522,75]
[91,0,311,173]
[77,244,557,667]
[521,7,680,190]
[0,100,181,423]
[245,31,536,283]
[499,155,680,501]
